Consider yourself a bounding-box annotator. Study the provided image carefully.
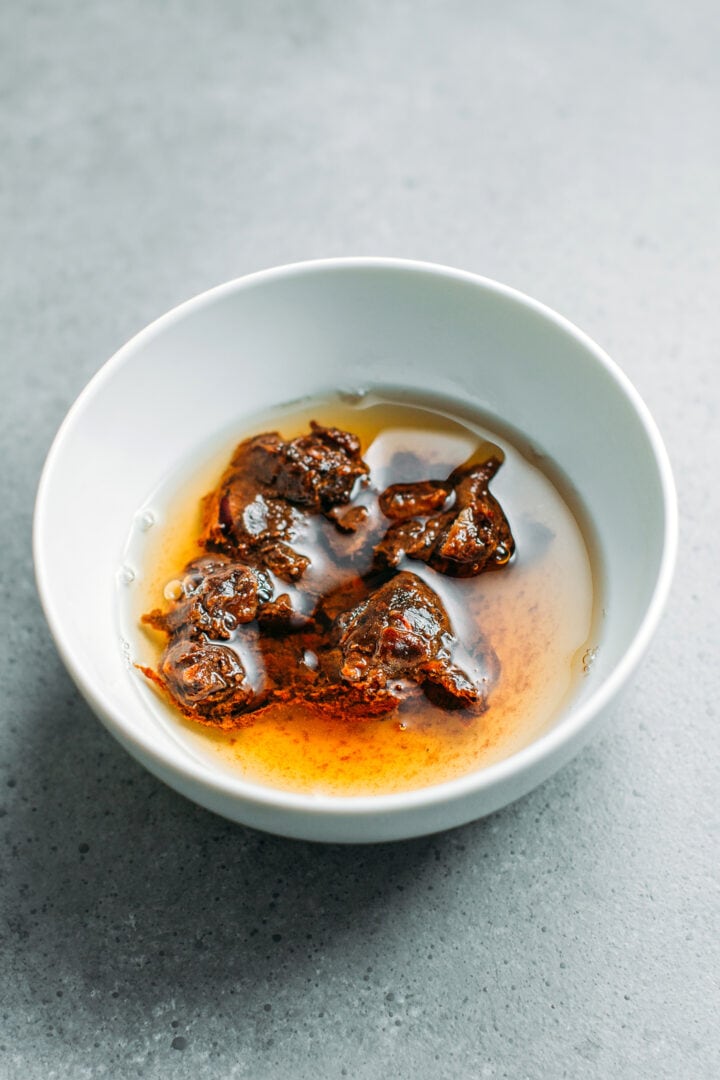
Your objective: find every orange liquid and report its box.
[121,394,598,796]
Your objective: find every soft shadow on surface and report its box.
[5,641,613,1048]
[5,657,487,1017]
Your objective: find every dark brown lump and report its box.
[142,554,273,640]
[249,423,368,510]
[374,457,515,577]
[140,421,514,729]
[316,571,494,713]
[143,563,495,726]
[154,638,256,723]
[202,422,370,582]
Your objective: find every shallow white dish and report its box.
[34,258,676,842]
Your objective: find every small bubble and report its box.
[164,579,184,601]
[120,638,132,669]
[223,613,237,631]
[583,646,599,674]
[337,387,368,404]
[303,650,319,671]
[137,509,155,532]
[118,565,135,585]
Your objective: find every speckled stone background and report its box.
[1,2,718,1077]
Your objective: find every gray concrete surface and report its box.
[1,1,718,1077]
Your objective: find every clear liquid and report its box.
[119,391,600,796]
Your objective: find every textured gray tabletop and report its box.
[2,2,718,1078]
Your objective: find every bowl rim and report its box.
[33,256,678,821]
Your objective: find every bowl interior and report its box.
[35,261,674,827]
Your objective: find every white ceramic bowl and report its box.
[34,259,676,842]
